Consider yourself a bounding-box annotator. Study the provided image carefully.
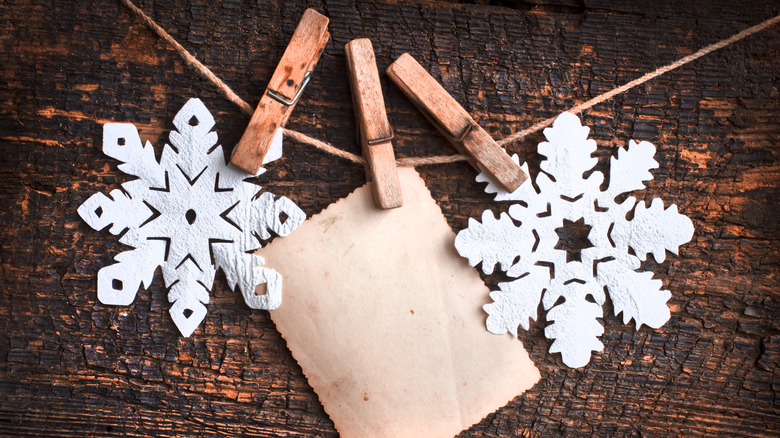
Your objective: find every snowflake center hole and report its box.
[554,218,594,262]
[185,209,197,225]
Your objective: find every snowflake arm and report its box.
[212,242,282,310]
[598,259,671,328]
[601,140,658,201]
[78,188,150,236]
[96,240,166,306]
[484,266,548,335]
[454,210,534,275]
[228,191,306,248]
[612,198,694,262]
[544,282,605,368]
[538,112,601,200]
[102,123,166,188]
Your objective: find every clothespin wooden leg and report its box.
[386,53,528,192]
[345,38,402,209]
[231,9,330,175]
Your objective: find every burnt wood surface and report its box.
[1,0,778,436]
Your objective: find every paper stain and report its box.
[321,215,340,233]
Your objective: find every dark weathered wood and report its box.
[0,0,778,437]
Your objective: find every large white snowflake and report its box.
[78,98,305,337]
[455,113,694,367]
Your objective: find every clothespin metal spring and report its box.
[267,72,312,106]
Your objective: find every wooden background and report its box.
[1,0,778,436]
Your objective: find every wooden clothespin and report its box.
[230,9,330,175]
[386,53,528,192]
[345,39,402,209]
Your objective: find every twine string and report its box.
[496,13,780,147]
[119,0,779,166]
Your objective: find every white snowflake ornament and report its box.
[78,98,305,337]
[455,112,694,368]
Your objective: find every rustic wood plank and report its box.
[0,0,778,437]
[345,38,402,209]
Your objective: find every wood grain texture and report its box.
[231,8,330,174]
[387,52,528,192]
[0,0,778,437]
[345,38,402,209]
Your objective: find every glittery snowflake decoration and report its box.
[78,98,305,337]
[455,113,694,367]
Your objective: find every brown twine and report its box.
[119,0,779,167]
[282,128,365,165]
[496,13,780,147]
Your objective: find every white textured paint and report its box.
[78,98,304,336]
[455,112,694,368]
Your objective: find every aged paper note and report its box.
[257,167,539,437]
